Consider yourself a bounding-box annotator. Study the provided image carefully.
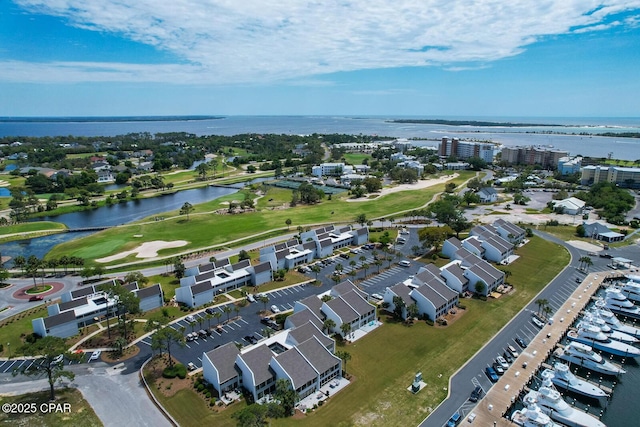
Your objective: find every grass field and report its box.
[343,153,372,165]
[0,388,102,427]
[0,305,49,358]
[48,172,475,263]
[0,221,67,241]
[151,236,568,427]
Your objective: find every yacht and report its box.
[577,316,638,344]
[567,325,640,358]
[541,363,609,406]
[512,396,563,427]
[590,302,640,338]
[555,342,626,376]
[526,381,607,427]
[618,281,640,303]
[603,288,640,320]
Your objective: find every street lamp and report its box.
[7,342,10,359]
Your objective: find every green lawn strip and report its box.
[48,178,459,262]
[0,305,49,358]
[147,386,238,426]
[343,153,372,165]
[273,236,568,427]
[0,388,102,427]
[0,221,67,236]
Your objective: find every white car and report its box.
[496,356,509,370]
[185,315,196,323]
[531,316,545,328]
[507,345,519,358]
[247,294,256,303]
[52,354,64,364]
[89,350,101,361]
[371,293,383,301]
[270,305,281,314]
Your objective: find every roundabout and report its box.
[12,282,65,300]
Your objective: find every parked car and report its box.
[350,248,361,254]
[198,329,208,338]
[469,385,483,402]
[371,293,383,301]
[493,362,505,375]
[396,237,406,244]
[185,315,196,323]
[340,253,350,259]
[531,315,545,328]
[398,260,411,267]
[503,352,513,364]
[89,350,102,361]
[187,362,197,371]
[515,337,528,348]
[205,307,217,315]
[446,412,461,427]
[485,366,499,382]
[270,305,281,314]
[247,294,256,303]
[507,345,519,358]
[496,356,509,370]
[52,354,64,364]
[28,295,43,302]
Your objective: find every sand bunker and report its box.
[346,173,459,202]
[96,240,188,263]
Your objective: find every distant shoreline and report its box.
[388,118,562,127]
[0,115,225,123]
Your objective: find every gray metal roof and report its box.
[274,346,317,390]
[205,342,240,383]
[388,283,414,307]
[324,297,358,324]
[253,261,272,274]
[340,290,375,317]
[288,321,333,349]
[297,295,324,320]
[286,309,323,329]
[295,337,340,375]
[191,281,212,296]
[231,259,251,271]
[238,344,274,386]
[71,286,95,299]
[43,310,77,328]
[58,297,88,312]
[332,280,367,299]
[136,283,162,299]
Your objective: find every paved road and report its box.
[422,234,640,427]
[0,276,81,322]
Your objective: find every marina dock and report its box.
[470,270,625,426]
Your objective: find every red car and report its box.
[28,295,43,302]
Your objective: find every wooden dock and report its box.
[469,271,619,426]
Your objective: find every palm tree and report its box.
[258,295,269,312]
[361,263,370,279]
[13,255,26,276]
[213,311,222,326]
[543,305,553,320]
[189,321,197,333]
[340,322,352,339]
[582,257,593,273]
[323,318,336,334]
[335,263,344,276]
[335,350,352,375]
[535,298,548,317]
[374,259,382,274]
[222,305,232,323]
[233,306,240,320]
[205,313,213,330]
[113,336,128,357]
[310,264,321,281]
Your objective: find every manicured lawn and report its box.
[0,221,67,241]
[343,153,371,165]
[49,173,475,263]
[0,305,49,358]
[0,388,102,427]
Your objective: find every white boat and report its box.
[603,288,640,320]
[590,301,640,338]
[556,342,625,376]
[577,316,638,344]
[512,396,563,427]
[567,325,640,358]
[526,380,607,427]
[541,363,609,406]
[618,281,640,303]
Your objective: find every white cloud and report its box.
[7,0,640,84]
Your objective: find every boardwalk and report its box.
[470,270,624,426]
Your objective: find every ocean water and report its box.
[1,115,640,160]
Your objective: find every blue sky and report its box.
[1,0,640,117]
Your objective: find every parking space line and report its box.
[17,360,27,369]
[232,321,242,327]
[226,324,235,330]
[0,361,7,370]
[239,318,249,324]
[26,360,35,370]
[197,357,202,362]
[3,361,17,373]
